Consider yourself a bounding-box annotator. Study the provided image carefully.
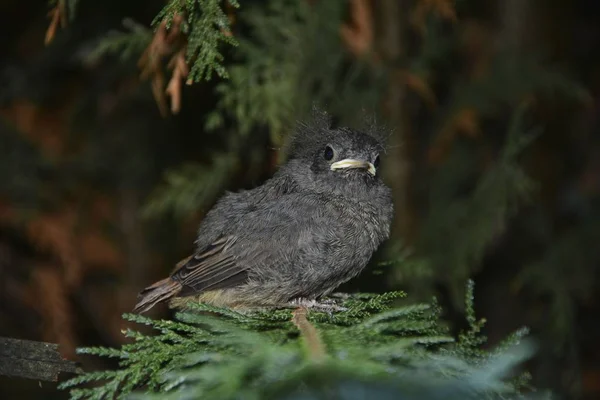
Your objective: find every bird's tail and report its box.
[133,277,182,314]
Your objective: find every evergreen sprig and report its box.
[517,211,600,348]
[142,155,239,218]
[79,0,237,81]
[153,0,239,81]
[85,19,153,63]
[412,104,540,305]
[139,0,386,223]
[59,282,541,400]
[205,0,385,147]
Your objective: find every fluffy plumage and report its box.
[133,109,394,314]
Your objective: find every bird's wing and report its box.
[171,235,248,296]
[169,189,332,298]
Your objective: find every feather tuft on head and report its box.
[355,107,393,149]
[284,105,391,159]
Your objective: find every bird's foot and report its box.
[287,297,347,314]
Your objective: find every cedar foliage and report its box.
[58,281,543,400]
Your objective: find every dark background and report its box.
[1,0,599,399]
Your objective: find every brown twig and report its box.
[138,14,188,117]
[221,0,236,37]
[45,1,68,45]
[396,69,437,109]
[291,307,326,361]
[411,0,457,34]
[340,0,374,59]
[166,48,190,114]
[427,107,480,165]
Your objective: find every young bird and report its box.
[133,110,393,314]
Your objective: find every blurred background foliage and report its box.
[0,0,599,399]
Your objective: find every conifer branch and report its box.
[58,284,540,399]
[292,307,326,361]
[151,0,239,82]
[76,0,238,116]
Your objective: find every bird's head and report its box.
[282,108,389,196]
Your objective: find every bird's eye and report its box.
[324,145,334,161]
[373,155,380,169]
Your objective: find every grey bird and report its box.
[133,110,394,314]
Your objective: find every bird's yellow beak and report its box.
[330,159,376,176]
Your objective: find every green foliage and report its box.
[66,0,78,21]
[424,105,538,277]
[85,19,153,63]
[79,0,237,81]
[142,155,239,218]
[389,105,540,305]
[439,52,590,121]
[205,0,386,146]
[142,0,387,221]
[451,281,530,367]
[516,209,600,350]
[59,282,542,400]
[383,1,590,309]
[153,0,239,81]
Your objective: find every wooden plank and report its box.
[0,336,81,381]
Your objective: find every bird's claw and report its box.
[287,298,347,314]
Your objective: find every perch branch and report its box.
[291,307,325,361]
[0,336,81,381]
